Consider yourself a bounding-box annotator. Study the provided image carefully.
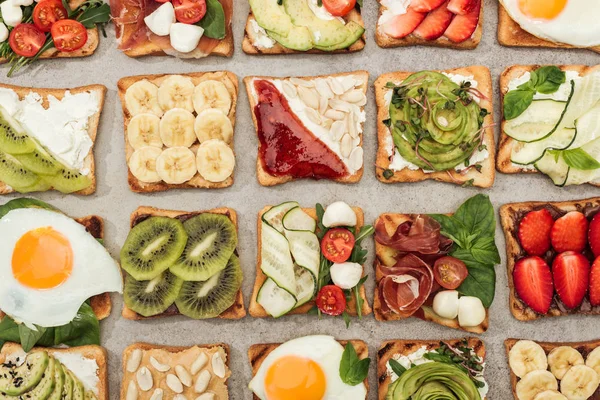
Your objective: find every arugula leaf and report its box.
[353,275,368,319]
[315,203,327,240]
[562,148,600,171]
[197,0,226,39]
[388,359,406,377]
[77,3,111,29]
[340,343,371,386]
[342,311,351,328]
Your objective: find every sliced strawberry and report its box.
[518,209,554,256]
[413,0,454,40]
[447,0,478,15]
[513,256,554,315]
[553,251,590,309]
[590,257,600,306]
[551,211,589,253]
[410,0,446,12]
[381,9,427,39]
[443,0,481,43]
[589,213,600,258]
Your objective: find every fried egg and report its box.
[249,335,367,400]
[0,208,123,328]
[501,0,600,47]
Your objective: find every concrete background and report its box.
[1,0,599,398]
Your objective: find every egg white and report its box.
[249,335,367,400]
[501,0,600,47]
[0,208,123,328]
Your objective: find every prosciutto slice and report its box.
[375,215,451,254]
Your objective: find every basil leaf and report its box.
[562,148,600,171]
[534,66,566,94]
[340,342,359,378]
[504,89,534,120]
[18,325,47,352]
[428,214,466,248]
[197,0,226,39]
[471,236,501,265]
[453,249,496,308]
[54,302,100,347]
[0,198,58,219]
[345,358,370,386]
[0,318,21,343]
[452,194,496,240]
[389,359,406,377]
[77,3,111,29]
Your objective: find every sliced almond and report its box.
[290,77,314,87]
[150,356,170,372]
[330,120,346,142]
[341,134,353,158]
[315,79,334,99]
[329,99,352,113]
[173,395,188,400]
[341,90,366,105]
[149,389,164,400]
[328,77,345,95]
[324,109,346,121]
[349,146,364,171]
[319,96,328,115]
[304,107,321,125]
[136,367,153,392]
[322,118,333,129]
[341,76,356,92]
[194,370,211,394]
[126,381,138,400]
[167,374,184,394]
[347,114,358,139]
[195,394,215,400]
[211,352,226,379]
[282,81,297,99]
[127,349,143,373]
[175,365,193,387]
[354,78,365,88]
[191,353,209,375]
[297,86,319,110]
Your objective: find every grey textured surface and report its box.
[1,0,600,398]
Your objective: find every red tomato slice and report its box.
[322,0,356,17]
[173,0,207,24]
[433,256,468,290]
[321,228,355,263]
[50,20,88,52]
[316,285,347,316]
[33,0,68,33]
[9,24,46,58]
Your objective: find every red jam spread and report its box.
[253,79,348,180]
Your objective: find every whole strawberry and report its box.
[518,209,554,256]
[553,251,590,309]
[551,211,588,253]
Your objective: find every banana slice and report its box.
[194,108,234,144]
[517,370,558,400]
[560,365,600,400]
[127,113,162,149]
[159,108,196,148]
[125,80,163,117]
[158,75,195,112]
[548,347,584,380]
[510,340,549,378]
[156,146,196,184]
[196,139,234,183]
[193,80,231,115]
[128,146,162,183]
[585,346,600,376]
[534,390,568,400]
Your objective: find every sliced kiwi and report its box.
[121,216,189,281]
[12,179,52,193]
[0,150,41,189]
[0,106,35,154]
[42,167,92,194]
[124,270,183,317]
[175,254,242,319]
[170,213,238,281]
[13,144,61,175]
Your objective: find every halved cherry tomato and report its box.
[50,20,88,52]
[9,24,46,58]
[433,256,468,290]
[33,0,68,33]
[316,285,347,316]
[173,0,207,24]
[322,0,356,17]
[321,228,355,263]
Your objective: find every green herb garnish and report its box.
[340,342,370,386]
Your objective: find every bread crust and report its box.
[117,71,238,192]
[0,83,106,195]
[248,205,371,318]
[121,205,246,320]
[496,64,600,187]
[242,9,365,54]
[374,1,483,49]
[249,339,369,399]
[0,342,109,400]
[377,338,487,400]
[497,4,600,54]
[374,66,495,188]
[373,213,488,333]
[500,197,600,321]
[244,70,368,186]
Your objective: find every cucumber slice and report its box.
[294,265,315,308]
[570,103,600,148]
[285,229,320,282]
[282,207,316,232]
[505,100,569,143]
[511,127,577,165]
[260,221,296,297]
[564,137,600,186]
[262,201,299,233]
[535,152,569,186]
[257,278,297,318]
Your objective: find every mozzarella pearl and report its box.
[1,1,22,27]
[144,2,175,37]
[330,262,363,289]
[169,23,204,53]
[432,290,459,320]
[322,201,357,228]
[458,296,486,327]
[0,23,8,43]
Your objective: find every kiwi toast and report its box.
[121,206,245,321]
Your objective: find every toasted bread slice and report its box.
[500,197,600,321]
[244,71,368,186]
[249,205,371,318]
[377,338,487,400]
[497,4,600,54]
[373,213,489,333]
[117,71,238,192]
[249,339,368,399]
[121,342,230,399]
[121,206,245,320]
[0,342,108,400]
[242,9,365,54]
[374,66,495,188]
[497,64,600,187]
[0,83,106,195]
[375,2,483,49]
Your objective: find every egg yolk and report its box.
[12,227,73,290]
[518,0,567,20]
[264,355,326,400]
